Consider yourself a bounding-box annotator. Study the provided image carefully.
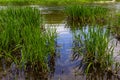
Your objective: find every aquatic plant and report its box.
[73,26,119,79]
[65,5,109,26]
[0,7,56,76]
[111,14,120,41]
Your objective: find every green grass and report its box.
[65,5,109,26]
[111,14,120,38]
[73,26,119,78]
[0,0,114,6]
[0,0,80,5]
[0,7,56,74]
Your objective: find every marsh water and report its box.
[0,3,120,80]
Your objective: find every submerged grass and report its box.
[65,5,109,26]
[73,26,119,79]
[0,7,56,76]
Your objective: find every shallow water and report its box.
[0,3,120,80]
[43,4,120,80]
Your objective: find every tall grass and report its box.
[65,5,109,26]
[0,7,56,75]
[73,26,119,79]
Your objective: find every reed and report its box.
[73,26,117,77]
[0,7,56,75]
[65,5,109,26]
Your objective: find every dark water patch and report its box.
[43,10,66,24]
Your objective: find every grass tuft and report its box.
[0,7,56,76]
[65,5,109,26]
[73,26,119,79]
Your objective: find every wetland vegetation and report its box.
[65,5,110,26]
[111,14,120,41]
[0,7,56,79]
[73,26,119,80]
[0,0,117,6]
[0,0,120,80]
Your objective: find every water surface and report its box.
[0,3,120,80]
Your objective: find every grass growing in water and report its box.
[73,26,120,79]
[0,7,56,77]
[65,5,109,26]
[111,14,120,41]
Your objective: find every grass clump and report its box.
[73,26,119,79]
[0,7,56,77]
[65,5,109,26]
